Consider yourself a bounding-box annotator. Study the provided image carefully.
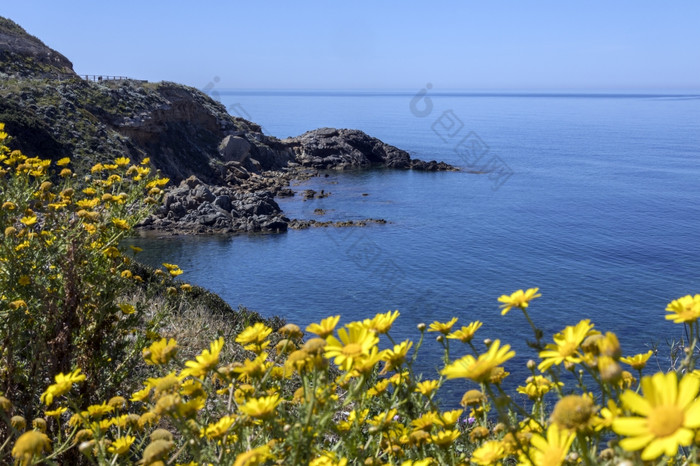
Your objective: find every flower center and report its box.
[648,406,684,438]
[342,343,363,357]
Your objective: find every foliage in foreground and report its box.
[2,123,700,465]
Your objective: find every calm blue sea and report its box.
[129,90,700,403]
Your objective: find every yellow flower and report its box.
[362,310,400,334]
[367,379,391,397]
[594,399,621,431]
[84,402,114,419]
[202,415,236,439]
[236,322,273,351]
[517,375,563,400]
[401,460,434,466]
[538,319,598,372]
[620,350,654,370]
[12,431,51,465]
[45,407,67,418]
[119,303,136,315]
[441,340,515,383]
[20,216,37,226]
[233,445,271,466]
[181,337,224,378]
[665,294,700,324]
[428,317,458,334]
[521,422,575,466]
[108,435,135,455]
[447,321,483,343]
[112,218,130,230]
[324,322,379,371]
[56,157,71,166]
[613,371,700,460]
[410,411,441,431]
[143,338,178,365]
[310,453,348,466]
[471,440,506,465]
[430,429,460,447]
[131,386,152,402]
[381,340,412,374]
[40,369,86,405]
[415,380,440,397]
[114,157,131,166]
[550,394,597,431]
[234,352,271,381]
[438,409,463,428]
[307,315,341,338]
[239,394,281,419]
[498,287,541,315]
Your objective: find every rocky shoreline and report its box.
[1,16,458,236]
[138,128,457,235]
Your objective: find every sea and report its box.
[128,89,700,404]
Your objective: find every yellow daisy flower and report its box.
[521,422,575,466]
[181,337,224,378]
[324,322,379,371]
[306,315,341,338]
[428,317,458,334]
[233,445,271,466]
[235,323,272,351]
[40,369,86,406]
[201,415,236,439]
[362,310,400,334]
[613,371,700,460]
[239,394,281,419]
[143,338,178,365]
[620,350,654,371]
[498,287,541,315]
[665,294,700,324]
[471,440,506,465]
[516,375,562,400]
[441,340,515,383]
[108,435,135,455]
[447,321,483,343]
[415,380,440,397]
[538,319,598,372]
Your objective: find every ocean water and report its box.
[129,90,700,402]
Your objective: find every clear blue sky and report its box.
[3,1,699,91]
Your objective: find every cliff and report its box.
[0,16,456,234]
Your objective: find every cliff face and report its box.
[0,16,456,234]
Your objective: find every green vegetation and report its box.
[2,123,700,465]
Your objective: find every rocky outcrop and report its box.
[284,128,456,172]
[0,15,458,235]
[139,176,289,234]
[0,17,75,78]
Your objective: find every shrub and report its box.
[0,122,167,418]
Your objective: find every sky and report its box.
[3,1,700,91]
